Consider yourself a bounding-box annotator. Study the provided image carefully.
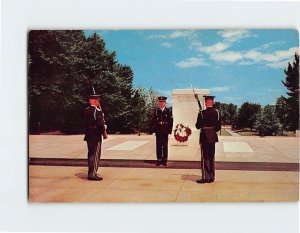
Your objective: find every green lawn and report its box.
[235,130,257,136]
[233,129,296,137]
[218,128,231,136]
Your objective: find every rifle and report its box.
[192,88,202,111]
[97,101,108,139]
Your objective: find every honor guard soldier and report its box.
[195,95,221,183]
[84,87,107,181]
[151,96,173,166]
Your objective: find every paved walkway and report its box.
[29,133,299,163]
[28,133,299,202]
[29,165,298,202]
[223,127,241,136]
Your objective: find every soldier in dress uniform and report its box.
[195,95,221,183]
[84,87,107,181]
[151,96,173,166]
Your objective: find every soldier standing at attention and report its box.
[84,87,107,181]
[151,96,173,166]
[195,95,221,183]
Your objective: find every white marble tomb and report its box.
[172,89,210,129]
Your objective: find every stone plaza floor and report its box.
[29,166,298,202]
[28,131,299,202]
[29,132,299,163]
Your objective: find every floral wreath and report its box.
[173,124,192,143]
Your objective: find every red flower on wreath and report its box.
[173,124,192,143]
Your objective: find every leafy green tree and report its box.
[282,53,299,132]
[254,105,281,136]
[144,88,159,133]
[234,102,261,131]
[130,88,148,135]
[28,30,84,132]
[137,88,159,134]
[214,102,237,125]
[28,30,137,134]
[275,96,291,134]
[130,87,159,134]
[103,64,135,133]
[227,103,238,125]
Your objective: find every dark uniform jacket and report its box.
[151,107,173,134]
[84,105,105,141]
[196,107,221,144]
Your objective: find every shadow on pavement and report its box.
[182,174,199,182]
[75,172,87,180]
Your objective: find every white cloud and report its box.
[208,46,298,68]
[244,47,298,67]
[210,51,243,62]
[168,30,194,39]
[259,41,285,49]
[272,47,299,61]
[161,42,173,48]
[238,61,256,66]
[176,57,209,68]
[195,42,230,53]
[267,60,291,69]
[189,29,253,59]
[210,86,231,92]
[243,47,298,63]
[244,50,262,60]
[218,29,252,42]
[177,40,298,69]
[164,29,298,70]
[147,30,194,40]
[189,30,253,62]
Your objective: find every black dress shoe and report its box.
[207,179,214,183]
[88,176,103,181]
[196,179,207,184]
[162,162,167,166]
[156,161,161,166]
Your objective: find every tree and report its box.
[130,87,159,134]
[28,30,85,132]
[214,102,237,125]
[282,53,299,132]
[227,103,238,125]
[254,105,281,136]
[233,102,261,130]
[28,30,137,134]
[144,88,159,133]
[275,96,291,134]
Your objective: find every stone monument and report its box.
[172,89,210,130]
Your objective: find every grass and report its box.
[218,128,231,136]
[235,130,257,136]
[232,128,296,137]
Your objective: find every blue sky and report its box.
[85,29,299,106]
